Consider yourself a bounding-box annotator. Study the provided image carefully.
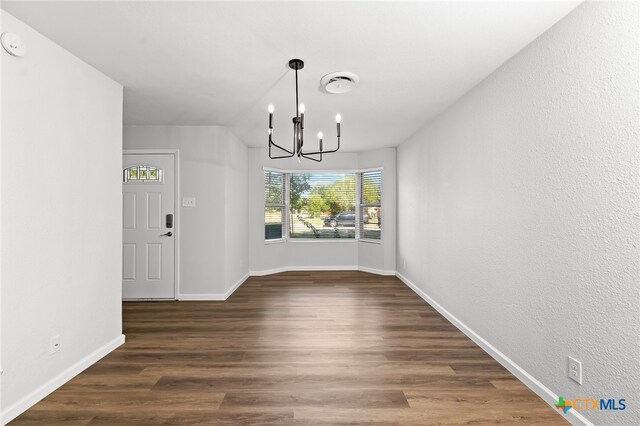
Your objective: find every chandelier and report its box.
[268,59,341,162]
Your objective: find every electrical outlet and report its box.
[182,197,196,208]
[50,335,60,355]
[568,356,582,384]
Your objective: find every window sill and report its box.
[287,238,357,243]
[265,238,382,244]
[358,238,382,245]
[265,238,359,244]
[264,238,286,245]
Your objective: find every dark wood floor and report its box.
[13,271,565,425]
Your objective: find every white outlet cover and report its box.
[182,197,196,208]
[1,32,26,57]
[50,335,60,354]
[568,356,582,385]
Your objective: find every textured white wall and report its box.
[0,7,5,417]
[1,11,123,420]
[123,126,249,296]
[397,2,639,425]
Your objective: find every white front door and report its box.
[122,153,175,299]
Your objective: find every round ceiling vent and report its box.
[320,71,359,94]
[1,32,26,57]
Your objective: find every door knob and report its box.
[160,232,173,237]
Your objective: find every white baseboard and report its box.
[250,265,395,276]
[1,334,125,425]
[177,293,228,301]
[178,272,250,301]
[250,265,359,276]
[395,272,593,426]
[224,272,250,299]
[249,266,290,276]
[171,266,392,299]
[357,266,396,276]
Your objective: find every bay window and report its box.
[264,168,382,241]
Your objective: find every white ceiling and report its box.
[2,1,581,151]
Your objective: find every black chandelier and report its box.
[268,59,341,162]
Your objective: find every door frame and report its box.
[123,149,180,300]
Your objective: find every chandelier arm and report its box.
[300,137,340,156]
[300,152,322,162]
[269,135,295,158]
[269,139,294,155]
[269,149,295,159]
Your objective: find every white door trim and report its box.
[123,149,180,300]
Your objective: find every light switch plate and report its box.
[182,197,196,208]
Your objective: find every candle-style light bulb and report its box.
[268,104,274,130]
[318,132,323,151]
[299,103,305,129]
[268,104,274,114]
[299,103,305,114]
[336,114,341,138]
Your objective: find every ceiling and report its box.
[2,1,581,152]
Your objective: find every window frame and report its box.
[357,168,383,243]
[263,167,383,243]
[289,170,357,240]
[264,168,287,243]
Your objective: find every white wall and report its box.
[248,148,395,274]
[0,7,4,417]
[224,135,250,291]
[397,2,639,425]
[123,126,249,297]
[1,11,124,424]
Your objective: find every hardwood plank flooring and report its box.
[12,271,566,425]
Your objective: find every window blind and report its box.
[359,170,382,240]
[289,172,356,239]
[264,170,285,240]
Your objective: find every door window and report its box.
[123,165,163,183]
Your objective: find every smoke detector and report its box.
[320,71,359,94]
